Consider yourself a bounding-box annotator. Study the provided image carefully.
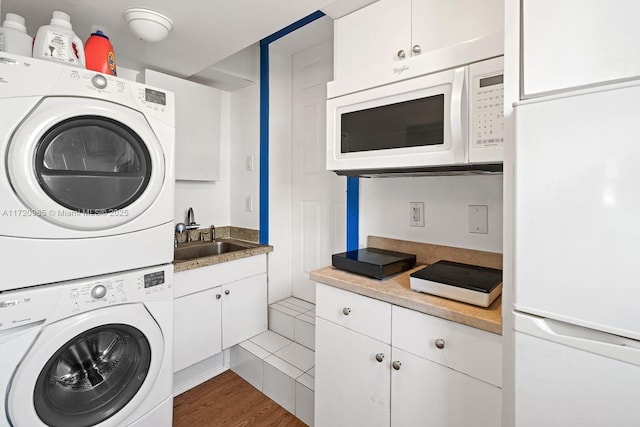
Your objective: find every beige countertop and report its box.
[173,239,273,273]
[310,236,503,335]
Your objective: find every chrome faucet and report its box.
[185,207,200,230]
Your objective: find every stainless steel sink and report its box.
[174,241,249,261]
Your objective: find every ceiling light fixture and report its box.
[123,8,173,43]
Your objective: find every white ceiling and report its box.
[0,0,341,78]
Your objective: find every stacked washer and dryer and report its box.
[0,52,176,427]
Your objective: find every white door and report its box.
[221,273,268,349]
[514,313,640,426]
[315,318,391,427]
[514,83,640,340]
[291,39,346,303]
[174,287,223,372]
[391,347,501,427]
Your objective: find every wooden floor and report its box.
[173,370,307,427]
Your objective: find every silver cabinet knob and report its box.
[392,361,402,370]
[216,294,221,299]
[224,289,230,295]
[412,44,421,54]
[375,353,385,363]
[435,338,445,349]
[342,307,351,315]
[397,50,406,59]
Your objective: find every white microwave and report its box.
[326,56,504,176]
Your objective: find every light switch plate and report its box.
[246,155,254,171]
[468,205,488,234]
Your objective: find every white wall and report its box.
[267,45,294,303]
[230,84,260,229]
[174,92,231,228]
[359,175,503,253]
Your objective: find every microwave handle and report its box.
[450,67,466,163]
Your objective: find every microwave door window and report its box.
[341,94,444,153]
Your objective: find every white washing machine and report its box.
[0,264,173,427]
[0,53,175,291]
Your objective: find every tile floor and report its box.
[231,297,316,427]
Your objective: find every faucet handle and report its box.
[175,223,186,233]
[210,225,216,241]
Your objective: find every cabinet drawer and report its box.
[392,305,502,387]
[316,283,391,344]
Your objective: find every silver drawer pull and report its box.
[224,289,230,295]
[435,338,445,349]
[392,361,402,370]
[342,307,351,316]
[215,294,221,299]
[397,49,406,59]
[375,353,384,363]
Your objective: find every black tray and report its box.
[332,248,416,279]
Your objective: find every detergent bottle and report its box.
[0,13,33,57]
[33,11,85,67]
[85,27,117,75]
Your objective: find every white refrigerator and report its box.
[513,80,640,426]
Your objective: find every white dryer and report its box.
[0,53,175,291]
[0,264,173,427]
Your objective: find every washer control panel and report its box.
[0,265,172,331]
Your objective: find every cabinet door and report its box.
[144,69,222,181]
[333,0,411,90]
[315,318,391,427]
[391,348,501,427]
[221,273,267,349]
[174,287,222,372]
[412,0,504,55]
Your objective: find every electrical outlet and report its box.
[409,202,425,227]
[245,155,254,171]
[245,196,253,212]
[468,205,488,234]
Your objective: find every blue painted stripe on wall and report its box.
[346,176,359,251]
[259,10,326,245]
[259,43,269,245]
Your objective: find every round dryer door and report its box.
[7,304,165,427]
[7,97,166,231]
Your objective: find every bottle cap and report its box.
[3,13,27,32]
[50,11,72,29]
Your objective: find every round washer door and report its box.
[7,97,166,231]
[7,304,165,427]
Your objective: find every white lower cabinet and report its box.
[315,283,502,427]
[174,255,268,372]
[174,287,223,372]
[391,348,501,427]
[316,318,391,427]
[221,273,268,349]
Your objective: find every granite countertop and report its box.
[310,236,503,335]
[173,239,273,273]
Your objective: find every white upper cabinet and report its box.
[144,70,222,181]
[522,0,640,97]
[333,0,411,92]
[330,0,504,97]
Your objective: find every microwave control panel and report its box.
[472,70,505,148]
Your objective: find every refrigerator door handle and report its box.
[514,312,640,366]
